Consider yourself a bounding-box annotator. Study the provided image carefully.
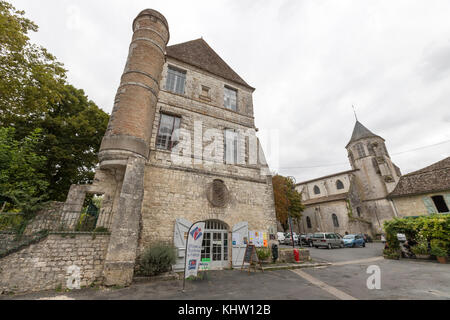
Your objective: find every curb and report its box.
[261,262,332,271]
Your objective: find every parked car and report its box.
[277,232,286,244]
[343,234,366,247]
[299,233,314,247]
[283,232,298,245]
[312,232,344,249]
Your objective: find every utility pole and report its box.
[287,176,297,249]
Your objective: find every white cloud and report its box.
[10,0,450,181]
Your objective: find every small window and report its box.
[224,129,238,164]
[431,195,449,213]
[156,114,181,150]
[356,207,362,217]
[166,66,186,94]
[332,214,339,227]
[200,85,210,100]
[356,143,366,158]
[313,185,321,195]
[224,86,237,111]
[306,216,312,229]
[336,180,344,190]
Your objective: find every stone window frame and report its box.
[313,185,321,195]
[355,143,366,158]
[332,214,339,227]
[166,65,187,95]
[199,85,211,101]
[155,112,182,151]
[336,180,344,190]
[224,85,238,112]
[306,216,312,229]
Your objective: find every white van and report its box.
[277,232,286,244]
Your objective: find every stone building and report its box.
[388,157,450,216]
[58,9,276,285]
[295,121,402,237]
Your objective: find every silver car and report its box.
[312,232,344,249]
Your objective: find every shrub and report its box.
[138,242,176,276]
[430,239,448,257]
[411,241,429,255]
[256,248,271,261]
[383,248,401,260]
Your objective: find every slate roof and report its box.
[346,121,383,147]
[389,157,450,198]
[166,38,254,90]
[303,193,349,206]
[296,169,358,186]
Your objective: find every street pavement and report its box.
[2,243,449,300]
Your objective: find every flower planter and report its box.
[436,256,448,264]
[415,254,431,260]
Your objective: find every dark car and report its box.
[298,233,314,247]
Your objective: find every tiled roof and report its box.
[296,169,358,186]
[389,157,450,198]
[346,121,383,147]
[303,193,349,206]
[166,38,254,90]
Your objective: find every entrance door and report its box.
[201,220,229,270]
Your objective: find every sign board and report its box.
[243,244,256,263]
[184,221,206,279]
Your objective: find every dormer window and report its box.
[166,66,186,95]
[224,86,237,111]
[313,185,321,195]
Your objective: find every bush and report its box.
[430,239,448,257]
[383,248,401,260]
[411,241,429,255]
[256,248,271,261]
[138,242,176,276]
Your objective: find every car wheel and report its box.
[352,243,355,248]
[363,243,366,247]
[328,243,332,249]
[314,246,318,249]
[340,243,344,248]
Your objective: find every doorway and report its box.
[201,220,229,269]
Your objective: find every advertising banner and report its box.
[185,222,206,279]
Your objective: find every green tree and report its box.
[272,175,304,231]
[0,127,48,214]
[0,1,109,201]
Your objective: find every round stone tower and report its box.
[99,9,170,168]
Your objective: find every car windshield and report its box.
[313,233,324,238]
[343,235,355,239]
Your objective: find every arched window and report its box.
[356,207,362,217]
[332,214,339,227]
[355,143,366,158]
[306,216,312,229]
[313,185,321,195]
[336,180,344,190]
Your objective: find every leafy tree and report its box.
[272,175,304,231]
[0,127,48,214]
[0,1,109,201]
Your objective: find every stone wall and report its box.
[139,164,277,256]
[24,202,64,235]
[392,192,450,217]
[0,232,16,252]
[0,233,109,294]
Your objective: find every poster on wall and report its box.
[184,222,206,279]
[249,231,266,247]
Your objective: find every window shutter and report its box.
[444,194,450,212]
[422,197,436,214]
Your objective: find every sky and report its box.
[10,0,450,183]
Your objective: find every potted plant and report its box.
[256,248,271,264]
[430,240,448,264]
[383,248,401,260]
[411,241,430,260]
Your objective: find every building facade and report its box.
[389,157,450,216]
[295,121,402,237]
[59,9,277,286]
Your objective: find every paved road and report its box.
[2,242,449,300]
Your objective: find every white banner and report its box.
[185,222,206,279]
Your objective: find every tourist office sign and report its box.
[184,221,206,284]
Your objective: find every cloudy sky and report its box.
[11,0,450,182]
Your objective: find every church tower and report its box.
[346,121,401,233]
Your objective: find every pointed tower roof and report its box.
[346,121,383,148]
[166,38,254,90]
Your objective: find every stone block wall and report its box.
[0,233,109,294]
[24,202,65,235]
